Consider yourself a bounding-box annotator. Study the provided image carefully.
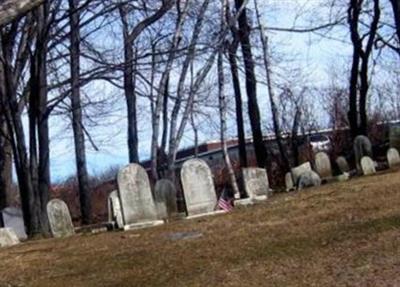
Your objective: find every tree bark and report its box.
[390,0,400,43]
[0,0,44,27]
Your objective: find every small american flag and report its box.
[217,187,234,212]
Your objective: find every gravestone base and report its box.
[123,220,164,231]
[186,210,226,220]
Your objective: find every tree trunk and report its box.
[0,110,12,210]
[390,0,400,43]
[0,0,44,27]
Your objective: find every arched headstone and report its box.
[336,156,350,173]
[387,148,400,168]
[314,152,332,178]
[107,190,123,229]
[154,179,178,220]
[47,199,75,238]
[242,168,269,200]
[354,135,372,172]
[117,164,163,229]
[361,156,376,175]
[0,228,19,248]
[291,162,312,185]
[1,207,27,240]
[181,159,218,217]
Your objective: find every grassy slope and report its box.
[1,170,400,287]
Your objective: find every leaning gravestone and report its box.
[336,156,350,173]
[361,156,376,175]
[107,191,123,229]
[0,228,19,248]
[314,152,332,178]
[298,170,322,190]
[242,168,270,201]
[117,164,163,230]
[181,159,219,217]
[47,199,75,238]
[387,148,400,168]
[154,179,178,220]
[1,207,27,240]
[291,162,312,185]
[285,172,294,192]
[354,135,373,172]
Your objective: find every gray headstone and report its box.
[336,156,350,173]
[47,199,75,238]
[314,152,332,178]
[298,170,321,190]
[361,156,376,175]
[1,207,27,240]
[117,164,159,226]
[291,162,312,184]
[285,172,294,192]
[387,148,400,168]
[154,179,178,220]
[0,228,19,248]
[181,159,217,217]
[107,190,123,229]
[242,168,269,200]
[354,135,372,172]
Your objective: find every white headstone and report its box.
[242,168,269,200]
[181,159,218,217]
[314,152,332,178]
[361,156,376,175]
[47,199,75,238]
[107,190,123,229]
[117,164,162,229]
[0,228,19,248]
[387,148,400,168]
[291,162,312,184]
[1,207,27,240]
[336,156,350,173]
[285,172,294,192]
[154,179,178,220]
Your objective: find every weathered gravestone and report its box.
[354,135,373,172]
[242,168,270,201]
[47,199,75,238]
[1,207,27,240]
[107,190,123,229]
[314,152,332,178]
[0,228,19,248]
[336,156,350,173]
[291,162,312,185]
[154,179,178,220]
[387,148,400,168]
[285,172,294,192]
[361,156,376,175]
[181,159,220,217]
[117,164,163,230]
[297,170,322,190]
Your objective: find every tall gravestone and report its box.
[336,156,350,173]
[242,168,269,201]
[314,152,332,178]
[107,190,123,229]
[154,179,178,220]
[47,199,75,238]
[181,159,219,217]
[387,148,400,168]
[0,228,19,248]
[291,162,312,185]
[361,156,376,175]
[354,135,373,172]
[1,207,27,240]
[117,164,163,230]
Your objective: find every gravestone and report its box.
[242,168,269,201]
[354,135,372,172]
[154,179,178,220]
[1,207,27,240]
[0,228,19,248]
[107,190,123,229]
[387,148,400,168]
[47,199,75,238]
[181,159,219,217]
[361,156,376,175]
[297,170,321,190]
[314,152,332,178]
[291,162,312,185]
[285,172,294,192]
[117,164,163,230]
[336,156,350,173]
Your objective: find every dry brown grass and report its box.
[1,170,400,287]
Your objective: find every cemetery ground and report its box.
[1,170,400,287]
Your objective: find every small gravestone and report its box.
[47,199,75,238]
[285,172,294,192]
[297,170,321,190]
[154,179,178,220]
[291,162,312,185]
[107,191,123,229]
[336,156,350,173]
[117,164,163,230]
[314,152,332,178]
[1,207,27,240]
[361,156,376,175]
[242,168,269,201]
[0,228,19,248]
[181,159,220,218]
[354,135,373,172]
[387,148,400,168]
